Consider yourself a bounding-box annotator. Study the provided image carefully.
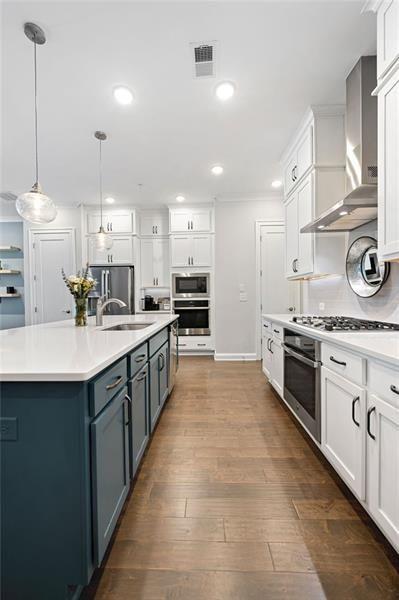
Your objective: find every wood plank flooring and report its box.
[84,357,399,600]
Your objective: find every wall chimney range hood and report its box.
[301,56,378,233]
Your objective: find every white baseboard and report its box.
[214,353,257,362]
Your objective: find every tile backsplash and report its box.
[301,222,399,323]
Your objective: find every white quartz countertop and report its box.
[0,314,178,382]
[262,314,399,368]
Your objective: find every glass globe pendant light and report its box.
[92,132,113,251]
[16,23,57,224]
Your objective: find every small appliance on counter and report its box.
[141,295,159,311]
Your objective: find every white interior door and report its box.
[31,229,76,324]
[260,224,298,314]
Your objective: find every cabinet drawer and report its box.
[272,323,283,340]
[149,327,169,357]
[129,342,149,378]
[90,357,128,416]
[321,343,366,386]
[369,361,399,408]
[262,319,272,336]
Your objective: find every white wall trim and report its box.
[26,228,77,325]
[255,220,285,360]
[214,353,257,362]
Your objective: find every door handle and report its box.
[136,370,148,382]
[269,339,274,354]
[124,394,132,426]
[390,385,399,395]
[330,355,347,367]
[351,396,360,427]
[367,406,376,440]
[188,221,190,230]
[106,375,123,390]
[135,354,146,363]
[62,309,71,314]
[152,226,155,234]
[156,225,158,234]
[158,352,165,371]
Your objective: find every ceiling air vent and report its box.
[190,41,217,78]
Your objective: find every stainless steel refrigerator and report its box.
[88,265,135,315]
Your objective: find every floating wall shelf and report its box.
[0,270,21,275]
[0,293,21,298]
[0,246,21,252]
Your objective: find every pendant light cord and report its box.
[99,139,103,228]
[33,35,39,184]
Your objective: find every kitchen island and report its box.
[0,314,178,600]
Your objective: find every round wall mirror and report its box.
[346,236,390,298]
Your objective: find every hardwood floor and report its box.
[84,357,399,600]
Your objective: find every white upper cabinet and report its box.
[88,235,134,265]
[376,0,399,80]
[282,107,345,197]
[86,211,136,234]
[170,235,212,268]
[169,207,212,233]
[377,58,399,261]
[284,124,313,196]
[140,238,169,287]
[282,107,346,280]
[284,172,345,279]
[140,211,168,237]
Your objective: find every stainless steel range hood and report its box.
[301,56,377,234]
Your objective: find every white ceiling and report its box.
[1,1,376,207]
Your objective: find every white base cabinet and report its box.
[262,320,284,398]
[321,367,366,501]
[367,393,399,550]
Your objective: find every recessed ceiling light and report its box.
[215,81,235,101]
[271,180,282,188]
[211,165,224,176]
[176,195,185,202]
[339,210,348,216]
[113,86,134,105]
[318,225,325,229]
[105,197,115,204]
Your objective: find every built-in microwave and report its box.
[172,272,210,298]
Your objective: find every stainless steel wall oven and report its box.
[173,299,210,336]
[283,329,322,442]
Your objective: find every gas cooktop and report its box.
[291,315,399,332]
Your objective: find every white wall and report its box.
[214,197,284,358]
[302,221,399,323]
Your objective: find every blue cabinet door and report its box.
[91,386,130,566]
[149,353,161,432]
[129,365,149,477]
[149,341,169,432]
[159,341,169,408]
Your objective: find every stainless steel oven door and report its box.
[283,342,322,442]
[173,300,210,336]
[172,273,210,298]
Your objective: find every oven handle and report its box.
[282,344,321,369]
[173,307,210,311]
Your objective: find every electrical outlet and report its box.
[319,302,325,312]
[0,417,18,441]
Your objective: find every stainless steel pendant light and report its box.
[16,23,57,224]
[92,131,113,251]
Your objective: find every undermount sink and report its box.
[102,322,154,331]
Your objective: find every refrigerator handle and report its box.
[106,270,111,299]
[101,270,106,299]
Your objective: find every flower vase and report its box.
[75,298,88,327]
